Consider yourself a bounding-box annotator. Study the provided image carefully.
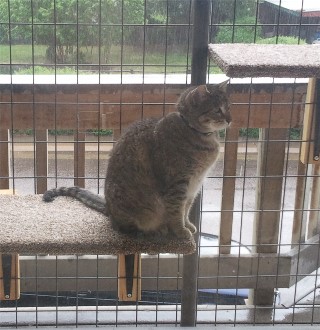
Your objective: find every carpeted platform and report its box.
[0,195,196,255]
[208,44,320,78]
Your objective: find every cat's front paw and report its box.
[175,227,193,240]
[185,221,197,234]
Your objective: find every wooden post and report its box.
[0,254,20,301]
[35,129,48,194]
[118,254,141,301]
[301,78,320,165]
[299,77,320,238]
[74,130,86,188]
[219,128,239,254]
[308,165,320,239]
[292,160,310,247]
[249,128,287,305]
[0,129,10,190]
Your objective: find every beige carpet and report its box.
[0,195,196,255]
[209,44,320,78]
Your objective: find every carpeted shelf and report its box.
[208,44,320,78]
[0,195,196,255]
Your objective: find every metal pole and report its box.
[180,0,211,326]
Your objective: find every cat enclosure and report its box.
[1,0,320,327]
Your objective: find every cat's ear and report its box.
[217,79,230,93]
[185,85,206,105]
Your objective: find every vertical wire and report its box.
[7,0,16,198]
[55,256,59,326]
[175,254,181,325]
[207,0,214,84]
[185,0,192,84]
[135,2,147,322]
[119,0,124,139]
[196,186,204,325]
[234,2,260,323]
[35,255,39,327]
[117,0,124,140]
[97,0,102,195]
[253,0,260,43]
[114,0,125,324]
[231,0,237,42]
[75,1,80,325]
[30,0,37,194]
[53,0,58,190]
[274,0,282,43]
[296,0,304,43]
[141,0,147,122]
[96,0,103,325]
[75,0,80,188]
[95,255,99,326]
[208,1,223,321]
[155,254,160,326]
[162,0,169,117]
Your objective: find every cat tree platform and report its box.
[0,194,195,302]
[208,43,320,78]
[0,194,196,255]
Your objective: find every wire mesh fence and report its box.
[1,0,320,326]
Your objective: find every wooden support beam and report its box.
[35,130,48,194]
[249,128,287,305]
[118,254,141,301]
[74,131,85,188]
[301,78,320,164]
[292,161,310,246]
[308,165,320,239]
[219,128,239,254]
[0,129,10,190]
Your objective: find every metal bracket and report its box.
[118,253,141,301]
[1,254,12,299]
[124,254,135,298]
[0,253,20,301]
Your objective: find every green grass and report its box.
[0,44,191,74]
[1,36,306,75]
[256,36,306,45]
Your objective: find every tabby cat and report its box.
[43,81,231,239]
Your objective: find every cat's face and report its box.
[178,81,231,133]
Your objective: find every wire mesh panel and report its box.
[1,0,320,326]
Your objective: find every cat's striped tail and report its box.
[43,186,107,214]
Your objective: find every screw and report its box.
[314,156,320,161]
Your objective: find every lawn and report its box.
[0,44,198,74]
